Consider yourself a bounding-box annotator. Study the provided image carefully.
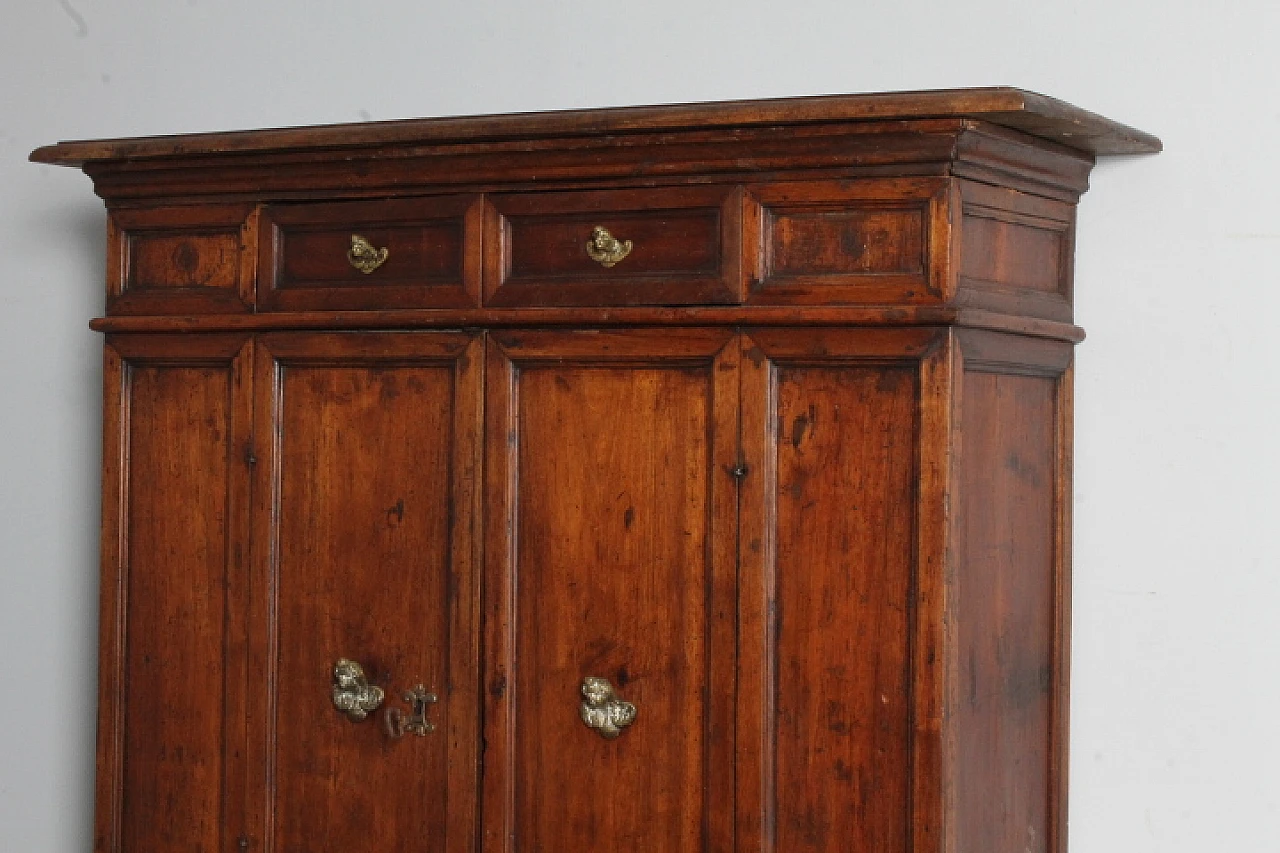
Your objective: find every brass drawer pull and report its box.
[385,684,439,738]
[347,234,389,274]
[332,658,385,721]
[585,226,632,268]
[580,676,636,739]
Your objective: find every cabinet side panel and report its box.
[953,367,1059,853]
[772,364,917,853]
[117,363,234,853]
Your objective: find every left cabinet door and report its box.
[98,335,255,853]
[245,332,483,853]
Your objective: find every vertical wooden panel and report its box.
[246,332,482,853]
[740,328,943,853]
[99,335,252,853]
[482,329,739,853]
[951,330,1072,853]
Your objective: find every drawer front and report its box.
[259,195,482,311]
[483,186,747,306]
[107,204,256,314]
[748,178,952,304]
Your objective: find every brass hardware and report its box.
[385,684,439,739]
[585,226,632,268]
[580,676,636,739]
[347,234,389,274]
[332,658,384,721]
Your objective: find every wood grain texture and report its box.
[748,178,952,305]
[53,90,1151,853]
[258,195,483,311]
[484,186,746,306]
[245,332,482,853]
[482,329,740,852]
[98,335,253,853]
[951,329,1073,853]
[106,205,256,315]
[739,328,950,853]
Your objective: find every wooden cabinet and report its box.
[33,88,1158,853]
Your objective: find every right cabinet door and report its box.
[482,329,743,852]
[739,328,951,853]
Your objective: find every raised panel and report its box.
[482,329,740,852]
[247,332,482,853]
[956,180,1075,322]
[952,331,1072,853]
[98,335,253,853]
[107,205,256,314]
[483,187,746,306]
[739,328,951,853]
[748,179,952,305]
[259,195,483,311]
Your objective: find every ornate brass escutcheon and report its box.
[332,658,385,722]
[347,234,389,274]
[585,226,632,268]
[384,684,439,739]
[580,676,636,739]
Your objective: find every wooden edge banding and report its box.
[89,308,1086,342]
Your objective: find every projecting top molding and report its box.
[30,86,1160,167]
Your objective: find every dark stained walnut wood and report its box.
[748,178,953,305]
[483,186,747,306]
[245,332,482,853]
[482,329,742,852]
[97,335,254,853]
[106,205,256,314]
[258,196,483,311]
[36,89,1155,853]
[31,87,1159,166]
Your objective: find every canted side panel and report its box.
[772,364,917,853]
[511,365,713,851]
[953,368,1059,853]
[117,363,235,852]
[955,180,1075,323]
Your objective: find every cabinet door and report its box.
[483,329,742,852]
[738,328,952,853]
[246,332,482,853]
[97,335,254,853]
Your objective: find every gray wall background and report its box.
[2,1,1275,849]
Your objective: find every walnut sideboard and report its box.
[32,88,1159,853]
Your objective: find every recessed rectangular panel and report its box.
[750,179,949,304]
[772,364,917,853]
[769,207,925,276]
[271,364,452,850]
[954,369,1058,853]
[513,366,710,849]
[108,204,255,314]
[961,209,1066,293]
[120,364,233,853]
[251,332,482,853]
[484,186,745,306]
[129,231,241,290]
[260,195,482,310]
[483,330,739,853]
